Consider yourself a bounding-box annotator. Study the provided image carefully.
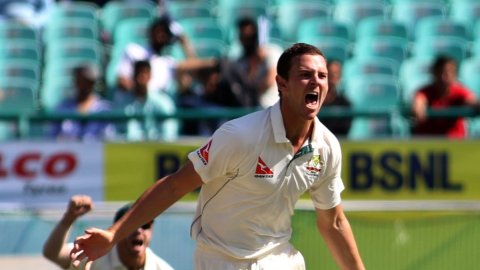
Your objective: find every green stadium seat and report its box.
[459,57,480,97]
[391,1,446,40]
[415,17,470,42]
[300,37,350,64]
[0,41,41,63]
[0,59,40,97]
[449,0,480,26]
[171,38,226,60]
[45,38,104,64]
[344,74,401,139]
[276,2,331,41]
[412,36,468,64]
[43,18,100,42]
[399,57,433,103]
[353,36,409,66]
[0,20,38,41]
[0,80,37,140]
[214,1,269,35]
[113,18,151,49]
[49,1,99,22]
[333,2,387,40]
[297,18,350,44]
[100,1,156,42]
[166,2,212,21]
[178,17,224,42]
[356,17,408,43]
[343,57,399,88]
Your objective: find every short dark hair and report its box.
[133,60,151,76]
[430,55,456,75]
[276,43,325,79]
[149,16,173,38]
[113,203,133,223]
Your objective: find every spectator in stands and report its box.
[0,0,53,30]
[411,55,479,138]
[43,194,174,270]
[321,59,352,137]
[115,15,198,95]
[224,16,279,108]
[114,60,178,141]
[50,63,116,141]
[176,60,244,136]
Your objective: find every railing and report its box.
[1,106,478,139]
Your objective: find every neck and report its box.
[281,107,314,152]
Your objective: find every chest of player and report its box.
[238,143,327,196]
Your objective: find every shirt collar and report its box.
[270,101,324,148]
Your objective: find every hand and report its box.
[70,228,115,269]
[65,195,93,220]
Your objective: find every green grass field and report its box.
[291,210,480,270]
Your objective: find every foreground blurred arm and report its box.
[70,161,203,269]
[316,205,365,270]
[43,195,93,269]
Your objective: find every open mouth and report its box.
[131,239,144,246]
[305,93,319,105]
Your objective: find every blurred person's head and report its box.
[237,17,259,57]
[72,64,99,102]
[148,16,175,53]
[114,203,154,269]
[431,55,458,87]
[133,60,151,97]
[325,59,342,103]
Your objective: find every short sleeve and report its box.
[188,122,249,183]
[309,138,345,209]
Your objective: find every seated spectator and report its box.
[50,64,116,141]
[411,55,479,139]
[225,17,280,108]
[321,59,352,137]
[43,194,174,270]
[114,60,178,141]
[176,60,244,136]
[0,0,53,29]
[115,15,198,96]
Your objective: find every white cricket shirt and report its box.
[188,102,345,260]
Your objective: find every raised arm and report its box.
[315,205,365,270]
[70,160,203,269]
[43,195,93,269]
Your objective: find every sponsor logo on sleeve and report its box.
[197,140,212,165]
